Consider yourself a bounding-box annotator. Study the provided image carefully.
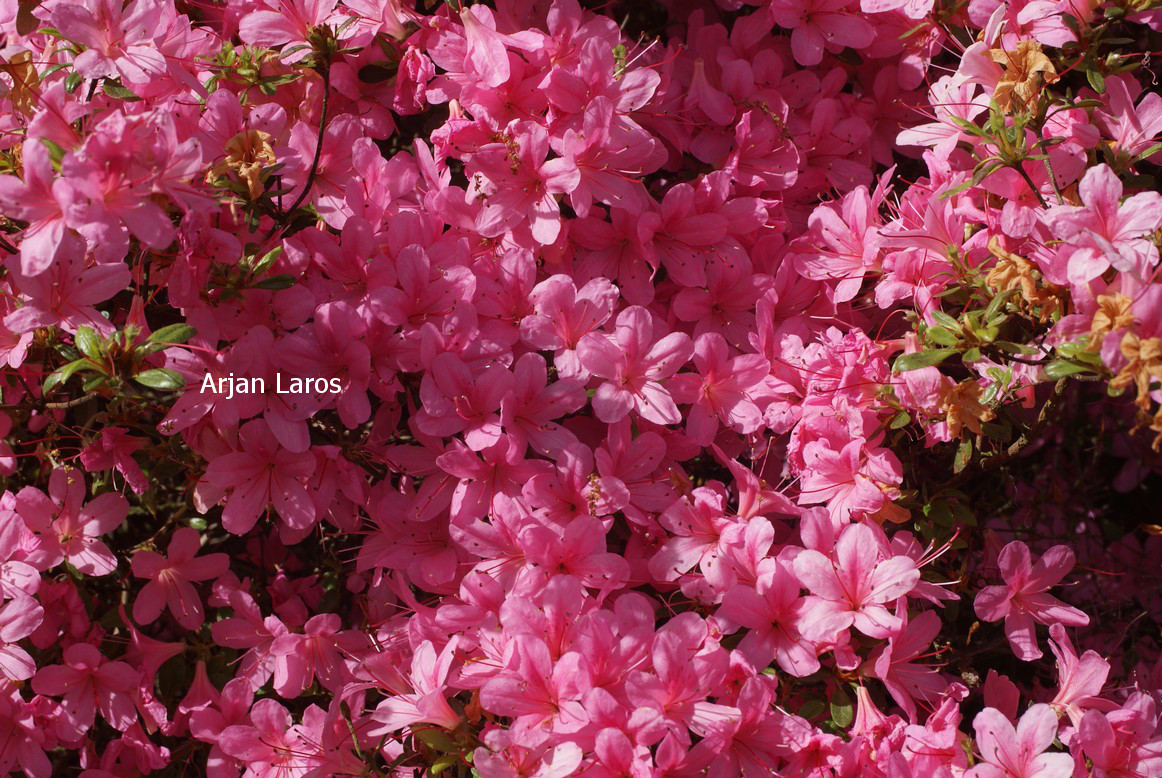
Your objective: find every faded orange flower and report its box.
[942,379,995,439]
[211,130,277,200]
[988,41,1058,113]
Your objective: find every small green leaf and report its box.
[74,326,103,360]
[930,310,960,331]
[250,246,284,275]
[798,699,827,720]
[962,347,981,363]
[894,349,956,372]
[1043,360,1091,380]
[1133,142,1162,164]
[1087,69,1106,94]
[414,728,458,752]
[430,755,458,776]
[43,358,91,394]
[134,368,185,391]
[890,411,912,430]
[252,274,297,290]
[954,437,973,473]
[830,686,854,729]
[102,79,142,101]
[926,326,960,347]
[146,324,197,346]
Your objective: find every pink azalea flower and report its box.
[269,613,348,698]
[15,469,127,576]
[218,698,319,776]
[202,419,317,535]
[974,542,1089,661]
[50,0,167,85]
[669,332,770,446]
[966,704,1073,778]
[237,0,343,63]
[32,642,139,738]
[366,637,461,735]
[0,683,50,778]
[4,239,131,336]
[578,305,693,426]
[480,635,590,735]
[769,0,876,67]
[519,274,620,380]
[130,528,229,630]
[719,558,819,676]
[79,427,147,495]
[0,596,42,681]
[1044,163,1162,281]
[792,522,920,641]
[468,120,581,245]
[416,353,513,451]
[1047,623,1115,726]
[0,141,70,276]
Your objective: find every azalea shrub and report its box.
[1,0,1162,775]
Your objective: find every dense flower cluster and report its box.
[0,0,1161,775]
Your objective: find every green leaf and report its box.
[250,246,283,275]
[146,323,197,346]
[926,326,960,347]
[102,79,142,101]
[994,340,1036,355]
[43,358,91,394]
[894,349,956,372]
[930,310,960,331]
[1043,360,1091,380]
[74,326,103,360]
[430,755,458,776]
[252,274,297,290]
[1087,69,1106,94]
[890,411,912,430]
[133,368,185,391]
[414,728,458,752]
[830,686,854,729]
[962,347,981,363]
[954,437,973,473]
[1133,142,1162,164]
[798,699,827,720]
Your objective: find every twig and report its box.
[0,393,101,411]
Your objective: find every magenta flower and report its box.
[468,121,581,245]
[202,419,316,535]
[577,305,693,426]
[974,542,1089,661]
[131,528,229,630]
[15,469,127,576]
[32,642,139,738]
[218,699,319,775]
[79,427,147,495]
[520,274,620,380]
[1044,163,1162,280]
[769,0,876,67]
[51,0,166,85]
